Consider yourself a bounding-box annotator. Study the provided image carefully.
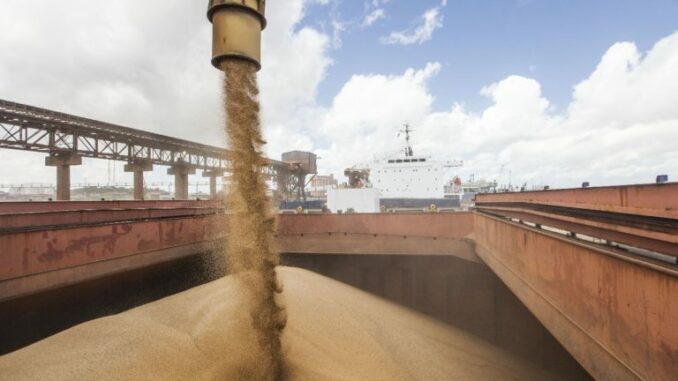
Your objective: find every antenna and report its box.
[398,123,414,157]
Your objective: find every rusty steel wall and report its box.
[277,212,474,238]
[476,182,678,219]
[276,212,477,261]
[1,209,477,302]
[474,213,678,381]
[0,212,224,301]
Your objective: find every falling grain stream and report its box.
[221,60,285,380]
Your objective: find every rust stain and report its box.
[41,241,65,262]
[22,248,29,271]
[38,224,133,262]
[164,222,178,244]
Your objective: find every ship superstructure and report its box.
[372,154,460,199]
[329,125,463,212]
[371,124,462,199]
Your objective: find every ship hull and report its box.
[381,197,460,210]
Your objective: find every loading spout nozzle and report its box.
[207,0,267,71]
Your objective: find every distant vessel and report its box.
[329,125,464,213]
[445,174,498,205]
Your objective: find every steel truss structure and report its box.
[0,99,290,189]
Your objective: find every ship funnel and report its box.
[207,0,267,71]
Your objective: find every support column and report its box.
[167,162,196,200]
[202,169,225,200]
[45,153,82,201]
[124,160,153,200]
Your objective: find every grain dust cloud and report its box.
[222,59,286,380]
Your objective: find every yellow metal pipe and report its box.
[207,0,267,71]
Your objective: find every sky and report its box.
[0,0,677,190]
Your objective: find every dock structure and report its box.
[0,99,296,200]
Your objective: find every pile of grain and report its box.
[0,267,567,381]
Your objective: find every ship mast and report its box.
[399,123,414,157]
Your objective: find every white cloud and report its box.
[313,63,441,171]
[316,32,678,188]
[0,0,333,186]
[568,38,678,128]
[361,0,390,28]
[330,20,346,48]
[258,1,332,159]
[381,1,446,45]
[363,9,386,27]
[368,0,391,7]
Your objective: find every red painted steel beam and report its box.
[276,212,478,261]
[277,212,474,238]
[277,234,478,261]
[0,200,221,214]
[475,182,678,219]
[473,213,678,381]
[478,206,678,258]
[0,215,225,301]
[0,208,219,231]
